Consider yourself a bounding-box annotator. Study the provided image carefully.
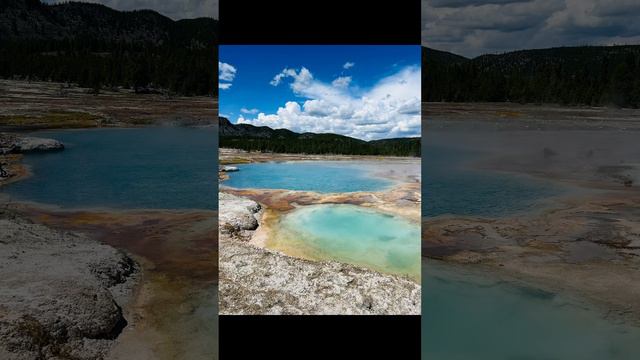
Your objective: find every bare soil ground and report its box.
[0,80,217,130]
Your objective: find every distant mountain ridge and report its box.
[219,117,420,157]
[219,117,298,138]
[423,47,468,65]
[0,0,218,96]
[423,45,640,108]
[0,0,217,45]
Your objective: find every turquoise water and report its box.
[2,127,218,209]
[274,204,421,279]
[422,144,561,217]
[422,260,640,359]
[223,161,393,193]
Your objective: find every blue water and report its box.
[3,127,218,209]
[421,134,640,358]
[274,204,421,279]
[422,260,640,360]
[422,145,561,217]
[223,161,393,193]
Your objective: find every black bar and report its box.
[219,0,421,44]
[220,315,421,358]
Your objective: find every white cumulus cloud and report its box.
[237,65,421,140]
[331,76,352,88]
[218,61,236,90]
[219,62,236,81]
[240,108,259,114]
[270,68,299,86]
[343,61,355,69]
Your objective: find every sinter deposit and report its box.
[218,193,420,315]
[0,210,139,360]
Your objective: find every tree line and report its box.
[0,0,218,96]
[220,136,421,157]
[0,38,217,96]
[423,45,640,108]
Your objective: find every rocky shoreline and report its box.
[0,209,140,359]
[0,116,218,358]
[218,192,421,315]
[0,133,64,154]
[423,191,640,325]
[1,133,65,187]
[218,148,421,221]
[7,205,220,360]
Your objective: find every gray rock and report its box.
[220,166,239,172]
[0,211,139,359]
[0,133,64,154]
[218,192,261,233]
[15,136,64,152]
[219,240,421,315]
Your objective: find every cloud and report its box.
[43,0,218,20]
[270,68,297,86]
[429,0,528,7]
[331,76,352,88]
[237,65,421,140]
[343,61,355,69]
[219,62,236,81]
[422,0,640,57]
[218,61,236,90]
[240,108,259,114]
[270,67,349,105]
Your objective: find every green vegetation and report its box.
[0,0,218,96]
[1,38,217,96]
[220,136,420,156]
[219,118,420,157]
[423,45,640,108]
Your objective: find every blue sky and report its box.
[219,45,421,140]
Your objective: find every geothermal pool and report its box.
[223,161,396,193]
[421,133,640,358]
[3,128,218,209]
[270,204,421,280]
[422,260,640,359]
[422,144,562,217]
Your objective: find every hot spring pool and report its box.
[222,161,396,193]
[2,127,218,210]
[422,260,640,359]
[270,204,421,280]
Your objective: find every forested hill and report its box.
[423,45,640,108]
[219,117,421,157]
[0,0,218,96]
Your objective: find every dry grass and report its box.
[0,111,101,129]
[219,157,252,165]
[496,110,523,118]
